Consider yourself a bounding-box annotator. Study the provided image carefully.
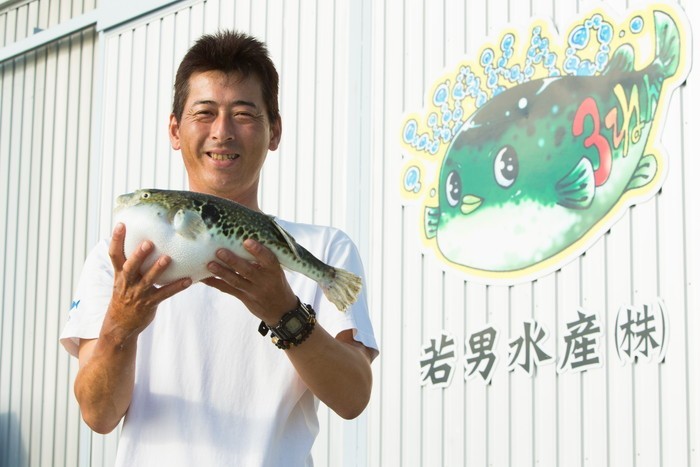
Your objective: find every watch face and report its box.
[285,316,304,334]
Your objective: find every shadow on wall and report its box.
[0,412,27,467]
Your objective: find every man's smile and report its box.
[206,152,240,161]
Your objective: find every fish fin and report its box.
[172,209,207,240]
[270,218,302,260]
[424,206,440,239]
[603,44,635,75]
[321,267,363,312]
[652,11,680,79]
[626,154,657,190]
[555,157,595,209]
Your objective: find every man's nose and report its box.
[211,114,235,141]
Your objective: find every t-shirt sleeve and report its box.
[59,239,115,358]
[314,230,379,355]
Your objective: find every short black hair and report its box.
[172,30,280,124]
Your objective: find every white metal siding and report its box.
[0,0,97,47]
[0,27,95,467]
[1,0,699,466]
[368,1,699,466]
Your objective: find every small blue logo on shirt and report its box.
[70,299,80,311]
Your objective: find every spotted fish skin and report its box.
[114,189,362,311]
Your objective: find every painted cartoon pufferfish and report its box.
[425,10,680,272]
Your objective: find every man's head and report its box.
[172,30,280,125]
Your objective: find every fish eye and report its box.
[494,145,518,188]
[445,170,462,207]
[141,192,151,199]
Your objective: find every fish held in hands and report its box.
[113,189,362,311]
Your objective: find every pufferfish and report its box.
[114,189,362,311]
[425,10,681,272]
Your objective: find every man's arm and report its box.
[287,328,376,419]
[203,239,376,419]
[74,224,191,433]
[75,335,137,434]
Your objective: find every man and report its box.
[60,30,378,466]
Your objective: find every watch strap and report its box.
[258,299,316,350]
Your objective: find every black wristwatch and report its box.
[258,299,316,350]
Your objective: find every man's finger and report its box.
[121,241,154,281]
[153,277,193,302]
[202,277,237,296]
[207,260,249,285]
[108,223,128,271]
[243,239,279,268]
[140,254,172,285]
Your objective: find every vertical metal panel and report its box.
[0,0,97,48]
[369,0,699,466]
[680,3,700,464]
[3,0,698,466]
[0,27,95,467]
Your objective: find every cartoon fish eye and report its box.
[445,170,462,207]
[494,145,519,188]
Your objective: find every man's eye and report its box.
[190,110,214,120]
[234,112,259,122]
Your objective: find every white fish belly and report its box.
[437,201,579,270]
[115,206,251,285]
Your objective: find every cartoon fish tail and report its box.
[652,10,680,79]
[424,206,440,239]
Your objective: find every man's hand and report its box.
[203,238,375,420]
[74,223,191,433]
[202,238,297,325]
[104,223,193,344]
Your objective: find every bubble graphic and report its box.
[404,166,422,193]
[403,10,629,156]
[630,16,644,34]
[428,113,438,127]
[569,25,590,49]
[598,23,613,44]
[433,83,450,106]
[480,49,495,67]
[403,119,417,144]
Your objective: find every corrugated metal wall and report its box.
[1,0,699,466]
[0,22,96,467]
[368,0,699,466]
[0,0,96,47]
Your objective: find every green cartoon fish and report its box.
[425,10,681,273]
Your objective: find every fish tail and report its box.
[424,206,440,239]
[320,267,363,312]
[652,10,680,79]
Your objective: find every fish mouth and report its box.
[460,194,483,215]
[113,192,135,213]
[206,152,240,161]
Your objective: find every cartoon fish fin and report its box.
[173,209,208,240]
[652,10,680,79]
[270,218,302,260]
[603,44,635,75]
[555,157,595,209]
[424,206,440,239]
[626,154,658,190]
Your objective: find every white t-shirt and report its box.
[60,219,378,467]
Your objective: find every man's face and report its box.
[169,70,281,207]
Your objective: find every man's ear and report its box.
[269,117,282,151]
[169,114,181,150]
